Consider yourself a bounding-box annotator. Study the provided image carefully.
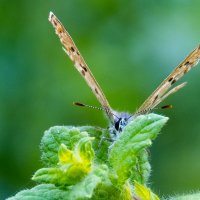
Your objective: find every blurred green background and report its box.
[1,0,200,199]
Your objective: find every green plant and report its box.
[7,114,200,200]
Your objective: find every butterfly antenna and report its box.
[160,105,173,109]
[73,102,120,119]
[135,104,173,116]
[73,102,103,111]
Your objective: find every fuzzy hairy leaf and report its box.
[166,192,200,200]
[78,126,110,164]
[132,149,151,184]
[6,184,69,200]
[33,137,94,186]
[9,114,168,200]
[67,165,110,199]
[40,126,108,167]
[8,166,112,200]
[40,126,90,166]
[109,114,168,184]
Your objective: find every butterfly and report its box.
[48,11,200,139]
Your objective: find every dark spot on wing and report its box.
[153,95,159,103]
[57,27,63,33]
[179,64,183,68]
[53,21,57,26]
[94,88,99,94]
[80,64,87,72]
[50,13,54,20]
[168,77,173,82]
[77,51,80,55]
[81,70,85,76]
[70,47,75,52]
[172,79,176,84]
[82,66,87,72]
[185,61,190,65]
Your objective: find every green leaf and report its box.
[40,126,89,166]
[109,114,168,184]
[78,126,110,164]
[134,181,160,200]
[33,137,94,186]
[40,126,108,167]
[9,166,112,200]
[67,165,110,199]
[132,149,151,184]
[166,192,200,200]
[90,166,133,200]
[6,184,69,200]
[8,114,168,200]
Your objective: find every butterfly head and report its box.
[110,112,133,138]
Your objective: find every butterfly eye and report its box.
[114,118,121,131]
[114,118,129,132]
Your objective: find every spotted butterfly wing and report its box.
[48,12,114,123]
[136,46,200,114]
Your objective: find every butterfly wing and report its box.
[49,12,114,123]
[137,45,200,114]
